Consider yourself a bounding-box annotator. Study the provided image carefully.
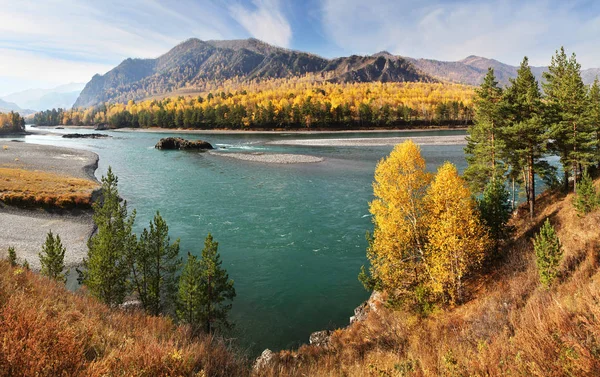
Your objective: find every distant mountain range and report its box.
[73,38,600,109]
[1,83,86,112]
[0,98,34,115]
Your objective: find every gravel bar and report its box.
[211,151,323,164]
[0,141,99,270]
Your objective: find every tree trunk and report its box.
[529,153,535,220]
[512,177,516,212]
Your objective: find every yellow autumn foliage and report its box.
[367,141,490,304]
[368,140,432,294]
[425,162,490,303]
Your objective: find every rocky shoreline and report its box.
[0,141,99,271]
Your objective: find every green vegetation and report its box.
[477,177,513,256]
[7,247,17,267]
[533,218,563,287]
[573,169,599,215]
[81,167,136,306]
[39,230,67,283]
[129,211,181,316]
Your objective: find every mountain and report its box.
[2,83,86,111]
[407,55,599,87]
[0,98,35,115]
[74,38,434,108]
[75,38,600,109]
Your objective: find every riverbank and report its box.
[267,134,467,147]
[111,126,467,135]
[0,141,99,270]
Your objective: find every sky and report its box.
[1,0,600,96]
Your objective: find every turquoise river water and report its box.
[19,127,468,354]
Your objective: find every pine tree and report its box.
[465,68,505,193]
[544,47,595,192]
[425,162,490,303]
[81,167,136,306]
[500,57,546,219]
[130,212,181,315]
[7,247,17,267]
[39,230,67,283]
[588,78,600,162]
[573,169,598,215]
[533,219,563,287]
[478,177,513,256]
[177,252,204,332]
[197,234,236,333]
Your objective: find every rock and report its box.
[350,290,384,324]
[253,348,275,371]
[95,123,109,130]
[155,137,213,150]
[62,133,111,139]
[119,299,143,312]
[309,330,332,347]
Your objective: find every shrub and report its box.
[7,247,17,267]
[533,219,563,287]
[573,170,598,215]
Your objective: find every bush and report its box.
[7,247,17,267]
[573,170,598,215]
[533,219,563,287]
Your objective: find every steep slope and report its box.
[0,98,22,112]
[255,185,600,376]
[74,38,434,108]
[0,260,248,376]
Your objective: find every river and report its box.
[19,127,468,353]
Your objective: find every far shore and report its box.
[110,126,467,135]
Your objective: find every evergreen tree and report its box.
[465,68,506,193]
[130,212,181,315]
[478,177,513,256]
[573,169,598,215]
[178,234,236,334]
[177,252,204,332]
[543,47,595,192]
[500,57,546,219]
[22,260,29,270]
[81,167,136,306]
[39,230,67,283]
[7,246,17,267]
[588,78,600,163]
[533,219,563,287]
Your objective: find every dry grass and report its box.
[255,183,600,377]
[0,168,98,208]
[0,260,249,377]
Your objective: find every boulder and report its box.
[309,330,332,347]
[350,290,384,324]
[62,133,111,139]
[155,137,213,150]
[253,349,275,371]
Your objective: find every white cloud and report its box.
[229,0,293,48]
[0,0,244,94]
[320,0,600,68]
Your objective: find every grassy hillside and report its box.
[0,261,248,377]
[254,184,600,376]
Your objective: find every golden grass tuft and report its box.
[0,168,98,209]
[0,260,249,377]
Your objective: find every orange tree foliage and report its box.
[35,80,475,129]
[365,141,489,305]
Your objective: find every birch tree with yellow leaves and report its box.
[361,140,432,298]
[425,163,490,303]
[362,141,490,307]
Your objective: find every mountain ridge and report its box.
[74,38,600,109]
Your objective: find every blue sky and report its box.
[1,0,600,95]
